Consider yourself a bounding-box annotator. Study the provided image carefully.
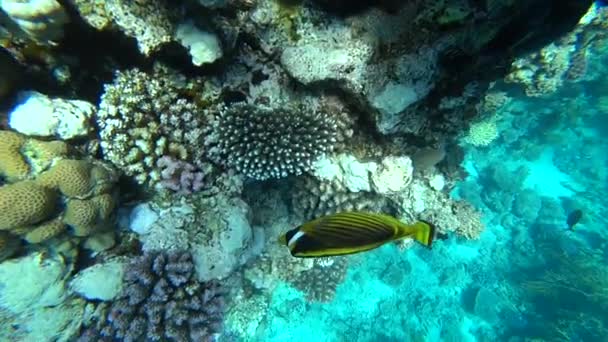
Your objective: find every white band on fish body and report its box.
[288,230,305,248]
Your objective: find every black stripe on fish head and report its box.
[290,232,329,257]
[283,226,301,246]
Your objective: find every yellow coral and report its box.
[0,181,57,230]
[22,139,69,174]
[63,193,116,236]
[23,217,66,243]
[37,159,95,198]
[0,130,30,181]
[37,159,118,198]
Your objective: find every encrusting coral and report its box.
[79,251,225,342]
[67,0,173,55]
[0,130,119,260]
[205,102,343,180]
[291,175,387,220]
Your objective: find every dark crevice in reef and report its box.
[439,0,595,90]
[306,0,405,17]
[18,0,233,104]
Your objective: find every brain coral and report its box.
[0,131,31,181]
[205,103,341,180]
[0,181,58,230]
[0,130,120,259]
[96,67,206,187]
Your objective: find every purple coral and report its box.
[80,251,225,342]
[157,156,205,194]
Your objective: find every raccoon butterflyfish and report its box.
[279,212,437,258]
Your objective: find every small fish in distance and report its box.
[279,212,438,258]
[566,209,583,230]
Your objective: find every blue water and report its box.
[241,19,608,342]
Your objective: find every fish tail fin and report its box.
[411,220,437,248]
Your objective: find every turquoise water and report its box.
[248,27,608,342]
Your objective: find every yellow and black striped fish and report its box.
[279,212,437,258]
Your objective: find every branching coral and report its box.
[205,103,342,180]
[292,257,349,302]
[96,66,205,187]
[157,156,206,194]
[80,251,225,342]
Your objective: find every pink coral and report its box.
[157,156,205,194]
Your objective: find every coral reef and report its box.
[175,21,223,66]
[292,257,349,302]
[291,175,386,221]
[0,131,119,259]
[67,0,173,55]
[515,231,608,340]
[0,0,69,45]
[463,119,499,147]
[69,259,126,301]
[157,156,206,195]
[135,193,257,282]
[205,102,343,180]
[504,5,605,97]
[0,251,84,341]
[2,0,603,341]
[96,66,206,187]
[8,91,95,140]
[80,251,225,342]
